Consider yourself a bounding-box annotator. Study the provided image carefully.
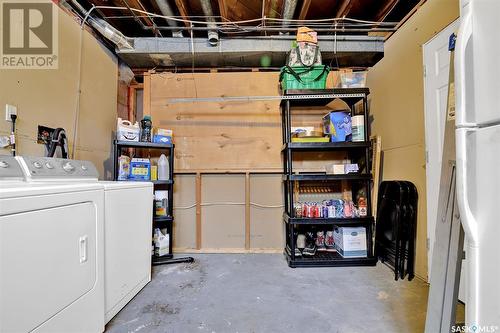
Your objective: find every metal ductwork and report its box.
[281,0,298,30]
[154,0,183,37]
[90,18,134,49]
[69,0,133,49]
[199,0,219,46]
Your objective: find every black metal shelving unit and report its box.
[113,140,194,266]
[280,88,377,268]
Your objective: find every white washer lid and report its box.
[99,181,153,190]
[0,182,103,199]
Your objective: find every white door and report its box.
[423,19,459,280]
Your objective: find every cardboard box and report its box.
[129,158,150,180]
[333,227,367,258]
[326,164,346,175]
[322,111,352,142]
[156,129,173,136]
[153,135,172,144]
[291,137,329,143]
[297,27,318,44]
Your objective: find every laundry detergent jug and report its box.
[117,118,140,142]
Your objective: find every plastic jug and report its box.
[117,118,140,141]
[158,154,169,180]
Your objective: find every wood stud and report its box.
[196,173,202,250]
[245,173,251,250]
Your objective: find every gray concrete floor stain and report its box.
[105,254,459,333]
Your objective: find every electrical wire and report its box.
[102,15,392,29]
[86,5,398,28]
[173,202,284,209]
[71,5,94,159]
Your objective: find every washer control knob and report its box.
[33,161,42,169]
[0,161,9,168]
[63,162,75,173]
[45,162,54,169]
[81,165,88,171]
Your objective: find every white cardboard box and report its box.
[333,227,367,258]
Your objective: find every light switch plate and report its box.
[5,104,17,121]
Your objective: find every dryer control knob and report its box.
[0,161,9,168]
[45,162,54,169]
[63,162,75,173]
[33,161,42,169]
[81,165,88,171]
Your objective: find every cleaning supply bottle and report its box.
[140,115,152,142]
[158,154,170,180]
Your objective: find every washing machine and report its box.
[0,156,105,333]
[99,180,153,323]
[19,156,153,324]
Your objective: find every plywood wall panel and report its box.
[201,174,246,249]
[249,174,284,249]
[173,175,197,250]
[149,72,344,172]
[150,72,281,171]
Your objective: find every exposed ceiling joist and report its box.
[376,0,400,22]
[263,0,283,19]
[335,0,353,18]
[218,0,228,20]
[121,0,156,28]
[298,0,311,20]
[174,0,191,27]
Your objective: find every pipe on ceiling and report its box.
[91,18,134,49]
[138,25,396,33]
[69,0,133,49]
[199,0,219,46]
[281,0,298,30]
[154,0,183,37]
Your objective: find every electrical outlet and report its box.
[5,104,17,121]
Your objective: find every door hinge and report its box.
[423,65,427,78]
[425,150,429,164]
[427,237,430,251]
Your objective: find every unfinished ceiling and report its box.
[68,0,424,69]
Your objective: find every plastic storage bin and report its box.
[340,71,367,88]
[280,65,330,91]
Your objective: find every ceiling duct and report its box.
[281,0,298,31]
[154,0,183,37]
[69,0,133,49]
[199,0,219,46]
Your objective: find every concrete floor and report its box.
[106,254,463,333]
